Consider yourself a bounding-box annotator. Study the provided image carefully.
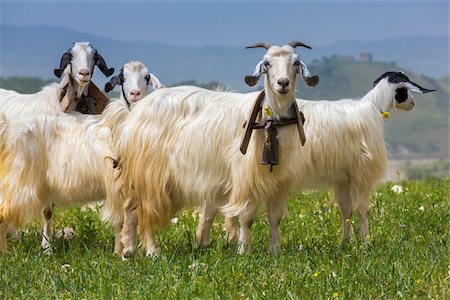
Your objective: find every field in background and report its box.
[386,158,449,182]
[0,179,447,299]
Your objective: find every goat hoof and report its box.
[145,245,161,258]
[43,247,52,255]
[122,247,135,259]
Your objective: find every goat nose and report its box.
[278,78,289,88]
[78,69,90,76]
[130,89,141,96]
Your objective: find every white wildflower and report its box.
[171,217,179,224]
[419,205,425,212]
[391,185,403,193]
[56,227,75,240]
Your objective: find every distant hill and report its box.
[0,25,448,91]
[0,76,54,93]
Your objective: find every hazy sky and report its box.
[1,0,448,47]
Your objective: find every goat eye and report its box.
[263,61,271,68]
[145,74,151,83]
[293,60,300,66]
[395,87,408,103]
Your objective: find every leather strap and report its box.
[239,91,307,172]
[240,90,266,154]
[293,101,306,146]
[88,82,109,114]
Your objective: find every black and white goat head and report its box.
[54,42,114,96]
[373,71,435,112]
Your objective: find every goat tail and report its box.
[220,200,249,218]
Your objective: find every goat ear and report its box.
[245,60,264,87]
[403,81,435,94]
[54,51,72,78]
[95,53,115,77]
[299,60,319,87]
[104,71,124,93]
[245,76,260,87]
[304,75,320,87]
[148,73,165,90]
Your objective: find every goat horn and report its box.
[287,41,312,49]
[246,42,273,50]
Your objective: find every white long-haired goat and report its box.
[109,41,319,257]
[0,62,164,254]
[0,42,113,240]
[222,71,435,253]
[0,42,114,116]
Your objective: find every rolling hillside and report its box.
[0,25,448,91]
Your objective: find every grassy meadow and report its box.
[0,179,448,299]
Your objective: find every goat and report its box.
[105,61,164,108]
[223,71,435,252]
[0,42,113,241]
[0,63,164,254]
[0,42,114,116]
[111,41,319,257]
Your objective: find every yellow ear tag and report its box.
[381,111,390,119]
[264,105,273,117]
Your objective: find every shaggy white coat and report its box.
[0,100,131,253]
[110,44,316,257]
[114,71,424,256]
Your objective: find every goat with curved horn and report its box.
[287,41,312,49]
[246,41,273,50]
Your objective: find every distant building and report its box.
[359,52,373,62]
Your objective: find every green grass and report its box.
[1,179,448,299]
